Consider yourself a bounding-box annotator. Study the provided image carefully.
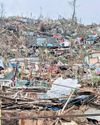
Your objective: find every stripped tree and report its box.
[0,3,5,19]
[69,0,77,22]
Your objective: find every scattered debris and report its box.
[0,16,100,125]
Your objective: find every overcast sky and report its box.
[0,0,100,24]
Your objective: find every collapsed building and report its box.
[0,17,100,125]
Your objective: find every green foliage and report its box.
[92,75,100,85]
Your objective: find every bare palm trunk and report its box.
[72,0,76,21]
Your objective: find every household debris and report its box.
[0,16,100,125]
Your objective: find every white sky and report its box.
[0,0,100,24]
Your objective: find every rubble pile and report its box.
[0,17,100,125]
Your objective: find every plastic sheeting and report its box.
[43,77,80,98]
